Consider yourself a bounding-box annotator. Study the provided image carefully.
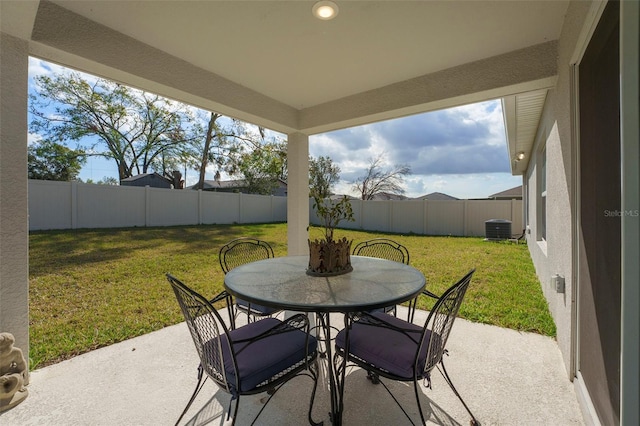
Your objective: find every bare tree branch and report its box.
[352,153,411,200]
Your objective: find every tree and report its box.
[28,140,85,181]
[29,70,285,190]
[309,156,341,199]
[191,112,225,190]
[352,154,411,200]
[184,111,278,191]
[236,141,287,195]
[29,72,191,182]
[98,176,119,185]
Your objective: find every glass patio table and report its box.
[224,255,426,425]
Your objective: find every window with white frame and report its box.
[537,145,547,241]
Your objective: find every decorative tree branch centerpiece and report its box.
[307,195,355,276]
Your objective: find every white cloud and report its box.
[27,132,43,146]
[310,99,518,199]
[28,57,62,79]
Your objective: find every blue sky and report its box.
[29,58,521,199]
[309,101,521,199]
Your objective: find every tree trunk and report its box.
[197,112,218,190]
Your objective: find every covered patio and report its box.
[1,1,638,425]
[1,307,583,425]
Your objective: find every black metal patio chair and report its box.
[334,269,479,426]
[166,274,320,426]
[219,237,282,328]
[352,238,412,319]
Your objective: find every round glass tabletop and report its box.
[224,255,425,313]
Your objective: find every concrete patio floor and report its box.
[1,306,585,425]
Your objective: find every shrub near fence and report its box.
[28,180,522,236]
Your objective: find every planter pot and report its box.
[307,237,353,276]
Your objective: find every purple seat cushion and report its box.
[335,312,434,380]
[236,298,280,315]
[207,318,317,392]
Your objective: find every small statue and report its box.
[0,332,29,412]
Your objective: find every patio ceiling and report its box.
[5,0,568,172]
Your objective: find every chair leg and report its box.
[407,298,417,323]
[307,359,322,426]
[438,361,480,426]
[413,377,429,425]
[176,364,206,426]
[230,395,240,426]
[248,366,322,426]
[315,313,329,358]
[226,296,237,330]
[366,370,381,384]
[246,304,252,324]
[371,375,415,424]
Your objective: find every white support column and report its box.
[287,133,309,255]
[0,33,30,360]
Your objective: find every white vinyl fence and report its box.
[29,180,523,237]
[28,180,287,230]
[309,198,523,237]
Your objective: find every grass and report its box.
[28,223,555,369]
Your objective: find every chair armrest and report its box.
[209,290,232,305]
[208,290,238,329]
[421,289,439,300]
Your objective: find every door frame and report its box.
[619,1,640,425]
[570,1,612,424]
[570,1,640,424]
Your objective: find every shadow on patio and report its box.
[1,306,584,425]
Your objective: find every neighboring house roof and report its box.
[189,179,248,190]
[488,185,523,200]
[414,192,459,201]
[121,172,168,182]
[328,194,358,200]
[370,192,408,201]
[190,179,287,196]
[120,173,172,188]
[331,192,408,201]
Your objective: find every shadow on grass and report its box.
[29,223,284,271]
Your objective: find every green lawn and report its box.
[28,223,555,369]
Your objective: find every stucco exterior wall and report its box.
[0,33,30,356]
[528,93,574,376]
[525,1,594,376]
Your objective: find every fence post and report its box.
[238,192,243,223]
[198,189,202,225]
[71,180,78,229]
[144,185,150,227]
[423,199,428,235]
[463,199,468,236]
[270,195,274,222]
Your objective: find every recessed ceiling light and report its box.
[313,1,339,20]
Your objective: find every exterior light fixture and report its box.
[515,151,526,161]
[313,1,339,20]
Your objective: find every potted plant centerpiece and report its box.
[307,195,355,276]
